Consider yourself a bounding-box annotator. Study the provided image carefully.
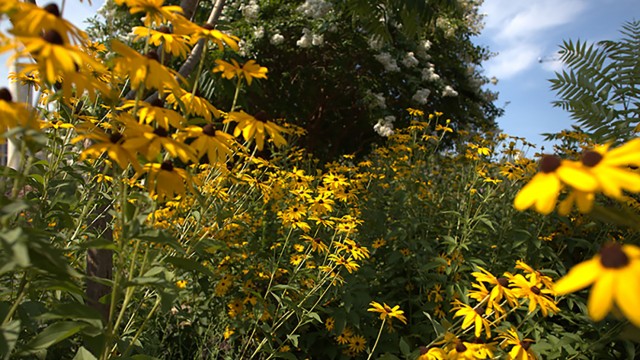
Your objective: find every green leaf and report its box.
[73,346,97,360]
[286,334,299,347]
[22,321,87,353]
[399,337,410,356]
[164,256,214,277]
[0,320,20,360]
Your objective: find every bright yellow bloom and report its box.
[472,267,518,308]
[164,88,220,121]
[179,124,234,164]
[497,328,537,360]
[554,243,640,326]
[116,0,183,26]
[120,116,196,163]
[74,124,141,172]
[111,40,182,93]
[9,2,87,43]
[367,301,408,325]
[132,26,191,58]
[508,273,559,317]
[226,111,287,150]
[213,59,268,86]
[141,160,191,200]
[175,280,187,288]
[418,347,446,360]
[514,155,597,215]
[348,335,366,353]
[451,300,491,338]
[579,140,640,198]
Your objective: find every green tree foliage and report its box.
[93,0,502,159]
[549,20,640,143]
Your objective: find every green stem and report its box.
[367,318,386,360]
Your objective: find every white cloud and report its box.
[485,44,540,79]
[480,0,589,79]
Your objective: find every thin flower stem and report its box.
[367,318,386,360]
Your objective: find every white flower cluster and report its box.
[442,85,458,97]
[253,26,264,39]
[416,39,432,59]
[241,0,260,20]
[436,17,456,38]
[401,52,419,68]
[368,37,383,51]
[271,33,285,45]
[296,28,323,48]
[421,63,440,82]
[374,115,395,137]
[412,88,431,105]
[374,52,400,72]
[297,0,332,18]
[366,90,387,109]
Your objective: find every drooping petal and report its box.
[588,271,615,321]
[615,266,640,327]
[554,258,601,294]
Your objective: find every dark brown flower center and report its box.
[146,50,159,62]
[455,342,467,353]
[497,277,509,288]
[153,127,168,137]
[474,306,485,316]
[110,132,124,144]
[42,30,64,45]
[255,110,269,122]
[202,23,215,30]
[600,243,629,268]
[521,340,533,350]
[0,88,13,102]
[202,123,216,136]
[43,3,60,17]
[157,25,171,34]
[150,98,164,108]
[539,155,561,173]
[582,150,603,167]
[161,160,174,171]
[530,286,541,295]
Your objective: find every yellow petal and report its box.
[588,271,615,321]
[554,258,601,294]
[557,163,598,192]
[615,265,640,327]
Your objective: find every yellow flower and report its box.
[367,301,408,325]
[554,243,640,326]
[14,30,103,85]
[335,327,353,344]
[132,25,191,58]
[348,334,366,353]
[514,155,597,215]
[579,141,640,199]
[472,267,518,308]
[117,0,183,27]
[9,2,87,43]
[213,59,268,86]
[226,111,287,150]
[111,40,182,93]
[451,300,491,338]
[120,116,196,163]
[179,124,234,165]
[173,16,239,51]
[164,88,220,121]
[74,124,142,172]
[175,280,187,288]
[435,123,453,133]
[141,160,191,200]
[508,273,559,317]
[325,317,335,331]
[418,347,446,360]
[497,328,537,360]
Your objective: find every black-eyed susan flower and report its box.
[142,160,190,200]
[74,123,142,171]
[115,0,182,26]
[124,99,186,129]
[226,110,287,150]
[554,243,640,326]
[472,267,518,308]
[348,334,366,353]
[497,327,537,360]
[172,16,238,51]
[14,30,103,85]
[514,155,598,215]
[179,123,234,164]
[451,301,491,338]
[120,115,196,163]
[164,88,220,121]
[9,2,87,43]
[579,140,640,198]
[132,25,191,58]
[418,347,446,360]
[111,40,182,93]
[367,301,408,325]
[508,273,559,317]
[213,59,268,86]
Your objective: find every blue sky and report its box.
[475,0,639,149]
[1,0,638,149]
